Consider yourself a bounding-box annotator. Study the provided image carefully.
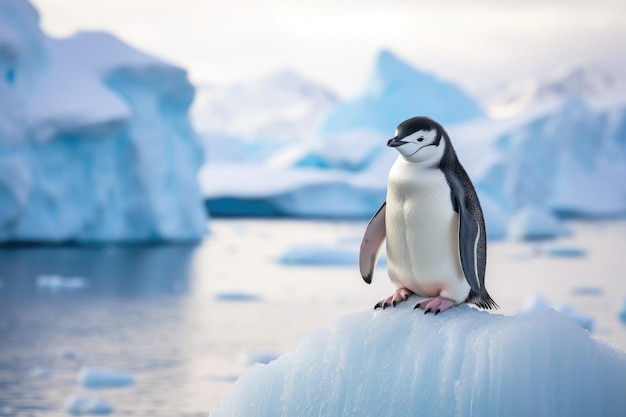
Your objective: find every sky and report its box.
[30,0,626,99]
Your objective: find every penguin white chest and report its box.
[385,158,469,302]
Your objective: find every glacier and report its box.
[0,0,207,242]
[211,303,626,417]
[199,56,626,226]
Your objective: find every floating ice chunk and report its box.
[30,367,52,378]
[518,294,552,313]
[278,244,386,266]
[619,298,626,324]
[539,245,586,258]
[59,348,78,360]
[278,245,356,266]
[66,396,113,416]
[507,206,567,240]
[207,374,239,383]
[214,292,262,302]
[78,368,134,389]
[36,275,87,291]
[571,286,604,296]
[239,350,280,366]
[211,304,626,417]
[519,294,594,332]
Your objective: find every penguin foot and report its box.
[374,288,414,310]
[414,296,457,315]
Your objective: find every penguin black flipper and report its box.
[448,174,498,310]
[359,202,386,284]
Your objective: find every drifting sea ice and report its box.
[36,274,87,291]
[211,303,626,417]
[518,294,594,331]
[619,298,626,324]
[78,368,134,389]
[66,396,113,416]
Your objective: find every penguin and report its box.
[359,116,497,314]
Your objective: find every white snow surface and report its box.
[211,303,626,417]
[0,0,207,242]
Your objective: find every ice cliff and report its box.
[211,303,626,417]
[0,0,207,242]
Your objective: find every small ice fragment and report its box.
[30,367,52,378]
[66,396,113,416]
[619,298,626,324]
[37,275,87,291]
[571,286,604,296]
[207,374,239,383]
[59,348,78,360]
[239,350,280,365]
[78,368,135,389]
[540,246,586,258]
[518,294,552,314]
[278,245,357,266]
[214,292,262,302]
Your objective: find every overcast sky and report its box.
[30,0,626,98]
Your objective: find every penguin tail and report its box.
[467,289,499,310]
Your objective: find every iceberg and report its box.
[318,49,483,136]
[507,205,567,240]
[192,69,338,163]
[0,0,207,242]
[211,303,626,417]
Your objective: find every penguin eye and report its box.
[417,137,424,142]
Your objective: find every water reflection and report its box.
[0,245,197,301]
[0,244,202,417]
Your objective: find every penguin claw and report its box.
[424,308,432,314]
[414,303,421,310]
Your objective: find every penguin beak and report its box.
[387,137,406,147]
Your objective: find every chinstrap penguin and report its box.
[359,116,497,314]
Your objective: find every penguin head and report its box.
[387,116,446,164]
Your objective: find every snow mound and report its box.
[507,206,567,240]
[318,50,483,135]
[66,396,113,416]
[78,368,134,389]
[0,0,207,242]
[211,303,625,417]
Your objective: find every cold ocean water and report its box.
[1,219,626,416]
